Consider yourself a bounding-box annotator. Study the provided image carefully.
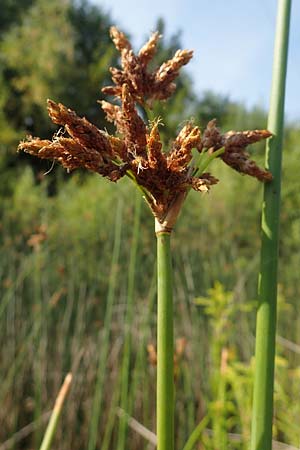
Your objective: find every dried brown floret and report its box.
[121,84,147,153]
[152,50,193,99]
[167,124,201,171]
[47,100,113,159]
[223,129,272,147]
[110,26,131,52]
[191,173,219,192]
[138,32,161,66]
[103,26,193,105]
[100,100,122,125]
[146,121,166,169]
[221,148,273,182]
[19,26,273,232]
[200,119,272,182]
[19,137,96,172]
[221,129,273,181]
[201,119,222,150]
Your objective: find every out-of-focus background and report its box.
[1,1,300,449]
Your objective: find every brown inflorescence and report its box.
[102,26,193,104]
[202,119,273,181]
[19,26,272,230]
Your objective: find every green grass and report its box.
[1,144,300,449]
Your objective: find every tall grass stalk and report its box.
[117,192,141,450]
[39,373,72,450]
[156,229,174,450]
[250,1,291,449]
[87,199,123,450]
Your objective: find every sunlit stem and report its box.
[250,1,291,450]
[156,229,174,450]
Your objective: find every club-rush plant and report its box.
[19,27,273,450]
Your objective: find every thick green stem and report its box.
[156,228,174,450]
[250,1,291,450]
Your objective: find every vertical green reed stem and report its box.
[250,1,291,450]
[88,199,123,450]
[117,191,141,450]
[156,231,174,450]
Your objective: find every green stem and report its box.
[87,199,123,450]
[117,192,141,450]
[182,415,210,450]
[250,1,291,450]
[156,229,174,450]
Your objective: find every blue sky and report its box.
[92,0,300,122]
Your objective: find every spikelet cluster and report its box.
[19,27,272,229]
[102,27,193,104]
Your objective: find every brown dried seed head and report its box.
[168,125,201,171]
[191,173,219,192]
[222,149,273,182]
[146,121,165,169]
[108,135,128,161]
[155,49,193,84]
[174,123,195,146]
[47,99,113,157]
[121,50,144,94]
[105,28,194,104]
[224,129,272,147]
[220,128,273,181]
[100,100,122,124]
[19,137,84,171]
[202,119,223,149]
[18,137,52,156]
[54,137,103,170]
[121,84,147,151]
[110,26,131,52]
[138,31,161,66]
[181,126,201,151]
[101,85,122,97]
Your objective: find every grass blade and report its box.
[39,373,72,450]
[117,191,141,450]
[87,199,123,450]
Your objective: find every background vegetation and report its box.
[1,0,300,449]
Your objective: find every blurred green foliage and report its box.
[1,1,300,449]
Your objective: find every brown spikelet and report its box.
[167,124,201,171]
[154,50,193,85]
[110,26,131,52]
[100,100,122,125]
[47,100,113,158]
[221,129,273,181]
[108,135,128,161]
[18,138,52,156]
[101,85,122,97]
[121,84,147,153]
[224,129,272,147]
[191,173,219,192]
[202,119,223,149]
[146,121,165,169]
[19,137,97,172]
[19,136,126,181]
[221,149,273,182]
[138,32,161,66]
[103,27,193,104]
[152,50,193,101]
